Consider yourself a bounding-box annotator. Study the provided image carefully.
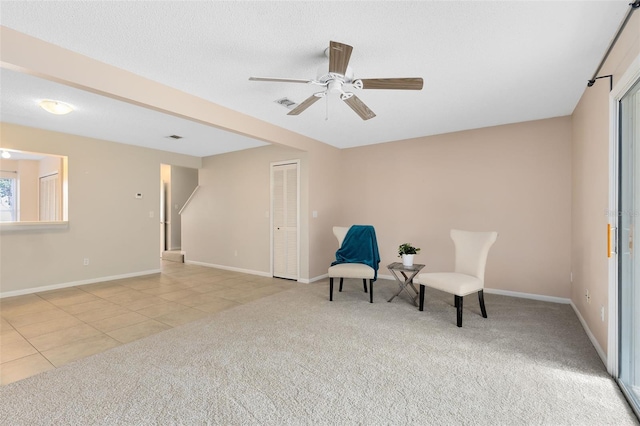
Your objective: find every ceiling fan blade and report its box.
[342,94,376,121]
[328,41,353,75]
[249,77,313,84]
[287,95,322,116]
[359,78,424,90]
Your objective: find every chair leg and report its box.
[369,280,373,303]
[455,295,463,327]
[419,285,425,311]
[339,278,344,292]
[329,278,333,301]
[363,279,368,293]
[478,290,487,318]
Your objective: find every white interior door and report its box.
[272,162,299,280]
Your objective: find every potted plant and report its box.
[398,243,420,267]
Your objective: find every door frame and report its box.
[270,159,300,280]
[608,52,640,377]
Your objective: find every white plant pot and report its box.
[402,254,414,267]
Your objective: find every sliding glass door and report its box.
[618,77,640,416]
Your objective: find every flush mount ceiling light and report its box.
[1,151,11,159]
[38,99,74,115]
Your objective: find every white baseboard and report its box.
[482,287,606,367]
[300,273,328,284]
[304,273,394,284]
[185,260,271,278]
[0,269,161,299]
[570,301,608,367]
[377,273,394,282]
[484,288,571,304]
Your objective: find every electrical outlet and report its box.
[585,289,591,304]
[83,258,89,266]
[570,272,573,283]
[601,305,605,322]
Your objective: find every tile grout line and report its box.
[1,264,298,384]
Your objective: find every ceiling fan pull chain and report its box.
[325,95,329,121]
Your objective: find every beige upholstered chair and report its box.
[328,226,376,303]
[416,229,498,327]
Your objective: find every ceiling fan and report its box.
[249,41,423,121]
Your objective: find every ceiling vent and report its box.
[166,134,183,140]
[274,98,297,110]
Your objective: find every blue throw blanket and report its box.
[331,225,381,281]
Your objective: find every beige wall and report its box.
[571,12,640,354]
[18,160,39,221]
[340,117,573,298]
[39,155,61,177]
[182,144,309,278]
[0,123,201,295]
[170,165,198,250]
[307,144,344,279]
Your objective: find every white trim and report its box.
[608,90,621,377]
[178,185,199,215]
[571,301,608,367]
[305,275,575,305]
[484,287,571,304]
[608,51,640,376]
[611,53,640,98]
[185,260,271,278]
[300,273,329,284]
[0,269,161,299]
[377,273,395,282]
[0,221,69,232]
[306,273,396,284]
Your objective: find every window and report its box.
[0,174,17,221]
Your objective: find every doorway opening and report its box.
[160,164,198,263]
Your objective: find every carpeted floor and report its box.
[0,278,637,425]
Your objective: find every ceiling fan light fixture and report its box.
[39,99,74,115]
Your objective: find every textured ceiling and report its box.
[0,1,631,156]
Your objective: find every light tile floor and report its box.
[0,261,298,385]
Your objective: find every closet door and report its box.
[39,173,60,221]
[272,162,299,280]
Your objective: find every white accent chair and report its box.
[416,229,498,327]
[328,226,375,303]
